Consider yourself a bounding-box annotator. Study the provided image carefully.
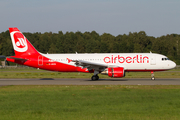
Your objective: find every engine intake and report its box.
[101,67,125,78]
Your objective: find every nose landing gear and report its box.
[151,71,155,80]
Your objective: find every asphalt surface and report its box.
[0,78,180,86]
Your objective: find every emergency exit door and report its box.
[38,55,43,66]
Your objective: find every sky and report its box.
[0,0,180,37]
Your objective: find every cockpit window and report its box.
[162,58,170,61]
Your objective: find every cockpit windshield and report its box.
[162,58,170,61]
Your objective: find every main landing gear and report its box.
[91,70,99,81]
[151,71,155,80]
[91,75,99,81]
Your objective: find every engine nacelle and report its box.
[101,67,125,78]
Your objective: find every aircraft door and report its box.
[150,55,156,65]
[38,55,43,66]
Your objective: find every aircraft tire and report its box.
[91,75,99,81]
[151,77,155,80]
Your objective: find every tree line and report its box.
[0,30,180,64]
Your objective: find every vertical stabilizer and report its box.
[9,28,39,56]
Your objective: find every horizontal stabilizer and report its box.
[0,55,6,59]
[6,56,28,61]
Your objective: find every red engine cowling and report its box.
[105,67,125,78]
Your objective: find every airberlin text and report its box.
[104,55,149,64]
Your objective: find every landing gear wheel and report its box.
[91,75,99,81]
[151,77,155,80]
[96,75,99,80]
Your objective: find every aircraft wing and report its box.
[72,59,108,72]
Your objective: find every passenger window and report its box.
[162,58,165,61]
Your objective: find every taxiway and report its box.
[0,78,180,86]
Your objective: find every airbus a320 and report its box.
[6,28,176,80]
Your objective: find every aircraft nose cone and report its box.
[171,61,176,69]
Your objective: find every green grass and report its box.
[0,85,180,120]
[0,67,180,78]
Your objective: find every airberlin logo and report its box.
[10,31,28,52]
[104,55,149,64]
[16,38,26,47]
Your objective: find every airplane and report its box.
[6,27,176,80]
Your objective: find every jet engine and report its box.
[101,67,125,78]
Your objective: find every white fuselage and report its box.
[42,53,176,72]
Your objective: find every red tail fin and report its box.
[9,28,39,56]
